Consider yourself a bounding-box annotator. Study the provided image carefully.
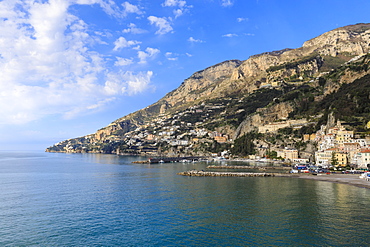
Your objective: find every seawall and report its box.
[177,170,276,177]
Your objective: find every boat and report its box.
[359,172,370,180]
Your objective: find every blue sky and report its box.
[1,0,370,150]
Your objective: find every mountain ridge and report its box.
[46,23,370,158]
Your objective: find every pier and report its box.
[148,156,206,164]
[177,170,276,177]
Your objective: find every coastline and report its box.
[178,169,370,189]
[290,173,370,189]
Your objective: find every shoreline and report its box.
[179,170,370,189]
[290,173,370,189]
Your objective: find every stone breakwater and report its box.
[177,170,276,177]
[206,165,291,170]
[177,171,370,190]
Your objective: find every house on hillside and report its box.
[336,129,354,146]
[335,152,348,167]
[214,135,228,143]
[355,149,370,169]
[343,142,361,163]
[276,148,298,162]
[315,148,338,167]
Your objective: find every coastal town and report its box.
[51,104,370,172]
[313,121,370,169]
[45,24,370,176]
[264,120,370,170]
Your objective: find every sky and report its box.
[1,0,370,150]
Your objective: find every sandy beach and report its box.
[286,173,370,189]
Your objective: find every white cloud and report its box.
[103,71,153,96]
[138,47,160,64]
[0,0,152,124]
[237,17,249,22]
[165,52,178,61]
[75,1,142,19]
[122,1,143,16]
[74,0,118,17]
[126,71,153,95]
[115,57,134,66]
[162,0,186,7]
[113,37,141,50]
[123,23,146,34]
[162,0,191,18]
[221,0,234,7]
[188,37,204,43]
[222,33,238,37]
[148,16,173,35]
[173,9,184,18]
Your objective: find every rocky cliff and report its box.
[46,23,370,155]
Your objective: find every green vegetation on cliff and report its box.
[231,132,262,156]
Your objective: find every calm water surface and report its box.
[0,151,369,246]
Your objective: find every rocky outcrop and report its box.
[116,23,370,127]
[302,23,370,56]
[94,120,134,141]
[230,23,370,83]
[266,55,323,85]
[161,60,242,109]
[233,102,294,139]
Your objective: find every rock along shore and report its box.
[178,170,370,190]
[206,165,291,170]
[177,170,276,177]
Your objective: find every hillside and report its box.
[46,23,370,159]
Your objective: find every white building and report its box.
[315,148,337,167]
[355,149,370,169]
[353,139,367,147]
[319,134,336,151]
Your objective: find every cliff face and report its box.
[233,102,295,139]
[144,23,370,117]
[231,24,370,82]
[302,23,370,55]
[104,59,243,137]
[46,23,370,154]
[120,23,370,121]
[160,59,242,110]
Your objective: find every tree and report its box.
[231,132,260,156]
[331,152,338,167]
[266,150,278,159]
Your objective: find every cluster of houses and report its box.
[51,96,370,168]
[251,120,370,169]
[118,112,370,169]
[313,121,370,169]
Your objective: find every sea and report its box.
[1,151,370,246]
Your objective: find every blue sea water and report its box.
[0,151,370,246]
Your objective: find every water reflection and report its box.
[83,155,370,245]
[89,156,370,245]
[1,153,370,246]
